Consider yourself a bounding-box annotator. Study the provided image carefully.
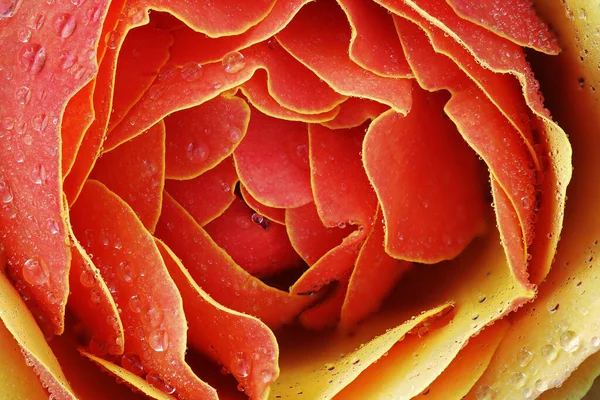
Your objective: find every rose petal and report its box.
[363,88,487,263]
[239,71,340,123]
[155,193,316,329]
[240,184,286,225]
[234,107,313,208]
[309,122,378,227]
[320,97,389,130]
[286,202,354,266]
[537,351,600,400]
[165,157,238,226]
[156,239,279,399]
[276,0,413,113]
[164,95,250,179]
[90,121,165,232]
[204,196,303,278]
[69,180,217,399]
[61,82,95,177]
[0,0,111,334]
[339,319,510,399]
[338,0,412,77]
[107,23,174,132]
[445,0,560,55]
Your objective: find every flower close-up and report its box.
[1,0,600,399]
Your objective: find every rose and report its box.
[0,0,597,399]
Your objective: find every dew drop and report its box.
[53,13,76,38]
[251,213,270,230]
[231,352,249,378]
[338,221,346,229]
[226,126,242,143]
[222,51,245,73]
[509,372,526,388]
[0,180,14,203]
[259,369,273,383]
[148,329,169,352]
[535,379,548,392]
[517,349,533,367]
[89,289,101,305]
[19,44,46,75]
[3,117,14,130]
[180,62,203,82]
[0,0,23,18]
[121,353,144,375]
[58,50,77,69]
[27,13,44,30]
[17,28,31,42]
[475,384,495,400]
[128,7,144,24]
[142,305,164,328]
[80,269,96,287]
[32,113,48,131]
[31,164,47,184]
[71,0,86,7]
[15,86,31,105]
[146,373,175,395]
[23,258,50,285]
[47,218,59,235]
[186,142,209,163]
[560,331,580,352]
[117,260,134,283]
[129,295,142,313]
[105,30,119,50]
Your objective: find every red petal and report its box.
[276,0,413,113]
[309,122,378,227]
[234,108,313,208]
[340,215,411,329]
[165,157,238,226]
[155,193,316,329]
[157,240,279,399]
[445,0,559,54]
[61,82,95,177]
[321,97,389,130]
[0,0,112,334]
[338,0,412,77]
[286,202,353,266]
[240,184,286,225]
[239,70,340,123]
[363,88,487,263]
[90,121,165,232]
[164,95,250,179]
[107,23,173,132]
[204,196,303,278]
[69,180,217,399]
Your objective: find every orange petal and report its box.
[338,0,412,77]
[91,121,165,232]
[164,95,250,179]
[155,193,316,329]
[165,157,238,226]
[69,180,217,399]
[309,122,378,227]
[363,89,487,263]
[61,81,95,178]
[157,240,279,399]
[0,0,112,334]
[276,0,413,113]
[320,97,389,130]
[240,184,286,225]
[204,196,303,278]
[340,215,412,330]
[234,108,313,208]
[445,0,560,54]
[107,22,174,132]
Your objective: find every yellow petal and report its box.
[538,351,600,400]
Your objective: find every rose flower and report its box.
[0,0,599,399]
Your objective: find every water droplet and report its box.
[117,261,134,283]
[0,180,14,203]
[142,304,164,328]
[509,372,526,388]
[47,218,59,234]
[71,0,86,6]
[146,372,175,395]
[53,13,76,38]
[22,133,33,145]
[560,330,580,352]
[475,384,496,400]
[3,117,14,130]
[15,149,24,163]
[84,229,94,247]
[90,289,101,305]
[222,51,245,74]
[15,86,31,105]
[17,28,31,42]
[128,295,141,313]
[540,343,558,362]
[121,353,144,375]
[338,221,346,229]
[19,44,46,75]
[547,301,559,313]
[84,5,101,24]
[180,62,203,82]
[32,113,48,131]
[251,213,270,230]
[534,379,548,392]
[0,0,23,19]
[523,387,533,398]
[58,50,77,69]
[80,269,96,287]
[259,369,273,383]
[113,236,122,250]
[477,293,487,303]
[227,126,242,143]
[231,352,249,378]
[186,142,209,163]
[28,13,44,30]
[148,329,169,352]
[23,257,50,285]
[517,349,533,367]
[128,7,144,24]
[31,164,47,184]
[105,31,119,50]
